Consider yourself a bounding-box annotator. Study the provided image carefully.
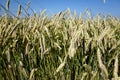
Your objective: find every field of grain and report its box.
[0,8,120,79]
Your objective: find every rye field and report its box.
[0,8,120,80]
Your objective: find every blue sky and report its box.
[0,0,120,17]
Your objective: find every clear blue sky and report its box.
[0,0,120,17]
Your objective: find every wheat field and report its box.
[0,7,120,80]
